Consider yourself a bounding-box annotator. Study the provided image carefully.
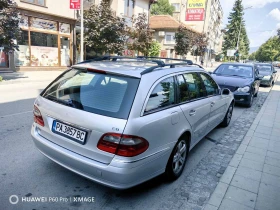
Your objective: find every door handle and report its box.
[211,102,215,107]
[189,110,196,116]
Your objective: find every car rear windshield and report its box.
[255,65,272,72]
[41,68,140,119]
[214,64,253,78]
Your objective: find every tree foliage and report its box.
[248,52,256,60]
[0,0,20,52]
[174,26,195,56]
[193,33,208,56]
[127,13,152,56]
[150,0,175,16]
[84,1,127,54]
[148,40,161,56]
[222,0,250,59]
[255,36,280,62]
[175,25,207,56]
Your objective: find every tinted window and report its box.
[177,74,189,103]
[200,73,219,96]
[215,64,253,78]
[42,69,140,119]
[255,65,272,72]
[145,77,175,113]
[181,73,205,101]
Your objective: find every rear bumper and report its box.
[31,124,169,189]
[233,93,251,104]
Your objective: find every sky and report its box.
[220,0,280,50]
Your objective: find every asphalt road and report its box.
[0,72,274,210]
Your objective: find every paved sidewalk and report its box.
[204,77,280,210]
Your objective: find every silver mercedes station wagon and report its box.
[31,56,234,189]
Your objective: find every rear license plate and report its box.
[52,121,87,144]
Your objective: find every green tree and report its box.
[175,25,195,56]
[150,0,175,16]
[222,0,250,60]
[248,52,256,60]
[148,41,161,56]
[84,1,127,55]
[0,0,20,52]
[193,33,208,56]
[127,13,153,56]
[255,36,280,62]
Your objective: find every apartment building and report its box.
[150,15,200,59]
[79,0,151,60]
[11,0,77,71]
[170,0,223,63]
[1,0,151,71]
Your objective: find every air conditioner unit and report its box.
[158,31,165,37]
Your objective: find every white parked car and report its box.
[31,56,234,189]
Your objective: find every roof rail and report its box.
[137,56,194,65]
[141,62,198,75]
[76,56,204,75]
[77,56,165,66]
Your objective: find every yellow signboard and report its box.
[187,0,206,9]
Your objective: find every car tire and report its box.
[165,138,189,181]
[246,93,253,108]
[220,103,234,127]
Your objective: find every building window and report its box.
[124,0,134,17]
[165,32,175,44]
[21,0,46,6]
[171,3,180,12]
[15,30,30,67]
[30,32,58,66]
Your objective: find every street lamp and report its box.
[236,6,252,50]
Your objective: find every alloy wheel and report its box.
[172,140,187,175]
[227,105,233,124]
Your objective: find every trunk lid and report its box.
[35,68,140,164]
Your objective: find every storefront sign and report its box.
[70,0,80,9]
[186,0,206,21]
[30,17,57,31]
[19,15,29,29]
[30,46,58,66]
[59,23,71,34]
[187,0,206,8]
[186,8,205,21]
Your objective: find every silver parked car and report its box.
[31,57,234,189]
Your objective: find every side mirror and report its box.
[255,76,262,80]
[273,70,277,73]
[221,88,230,95]
[208,71,212,74]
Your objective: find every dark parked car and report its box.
[255,63,277,87]
[211,63,261,107]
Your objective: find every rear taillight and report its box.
[33,105,44,126]
[97,133,149,157]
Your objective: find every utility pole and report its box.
[80,0,84,62]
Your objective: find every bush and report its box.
[0,76,2,82]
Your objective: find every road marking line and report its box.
[0,111,33,118]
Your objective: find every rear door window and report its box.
[41,69,140,119]
[181,73,206,101]
[144,77,175,113]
